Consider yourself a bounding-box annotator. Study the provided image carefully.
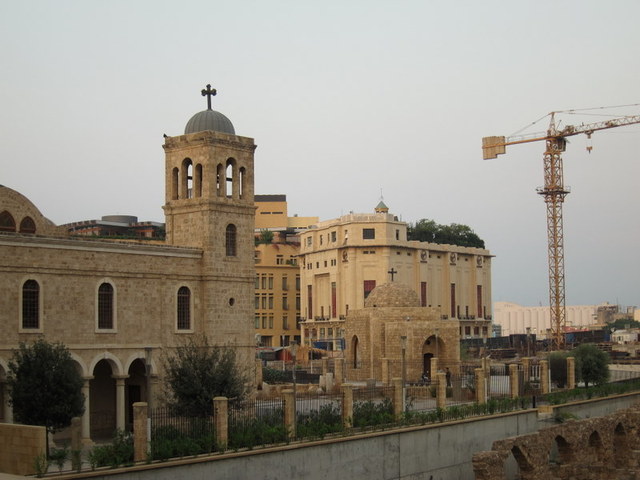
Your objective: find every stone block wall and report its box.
[0,422,46,475]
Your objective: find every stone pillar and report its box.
[475,368,486,404]
[322,358,328,375]
[113,375,128,431]
[255,358,263,388]
[521,357,531,382]
[509,364,520,399]
[567,357,576,390]
[341,384,353,428]
[81,377,92,444]
[334,358,344,386]
[436,372,447,409]
[2,381,13,423]
[392,377,404,419]
[132,402,148,463]
[213,397,228,450]
[430,357,439,379]
[540,360,550,394]
[381,358,390,385]
[282,389,296,439]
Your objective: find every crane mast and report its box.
[483,109,640,350]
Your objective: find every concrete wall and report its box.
[63,410,539,480]
[0,423,46,476]
[548,391,640,420]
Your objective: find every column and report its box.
[540,360,549,394]
[509,364,520,399]
[213,397,228,449]
[567,357,576,390]
[132,402,148,463]
[113,375,128,431]
[81,377,93,444]
[521,357,531,384]
[334,358,344,386]
[392,377,403,419]
[282,389,296,439]
[436,372,447,409]
[341,384,353,428]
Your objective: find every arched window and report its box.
[226,224,237,257]
[239,166,246,199]
[22,280,40,329]
[181,158,193,199]
[177,286,191,330]
[351,335,359,369]
[194,164,203,198]
[216,163,224,196]
[0,211,16,232]
[171,167,179,200]
[226,158,235,198]
[98,283,114,329]
[19,216,36,234]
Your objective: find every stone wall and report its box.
[0,422,46,475]
[473,403,640,479]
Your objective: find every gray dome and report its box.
[184,109,235,135]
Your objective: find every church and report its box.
[0,85,256,442]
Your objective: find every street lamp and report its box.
[400,335,407,413]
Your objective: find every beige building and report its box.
[254,195,318,347]
[299,204,493,353]
[0,87,256,442]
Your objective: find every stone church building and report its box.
[0,86,256,442]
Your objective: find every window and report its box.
[268,315,274,329]
[255,276,260,288]
[19,217,36,234]
[362,228,375,239]
[0,211,16,232]
[450,283,456,318]
[282,276,288,290]
[225,224,237,256]
[22,280,39,329]
[268,294,274,309]
[255,315,260,328]
[276,255,284,265]
[296,295,301,311]
[421,282,427,307]
[306,236,312,246]
[254,295,259,309]
[283,316,289,330]
[98,283,114,329]
[177,286,191,330]
[282,296,289,310]
[268,276,273,289]
[465,326,471,336]
[395,229,399,240]
[331,231,337,242]
[295,275,300,291]
[364,280,376,299]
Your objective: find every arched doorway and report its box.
[422,334,442,379]
[126,359,146,431]
[90,360,116,439]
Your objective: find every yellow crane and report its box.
[482,108,640,350]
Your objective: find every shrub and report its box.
[353,398,394,428]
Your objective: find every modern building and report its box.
[254,194,317,348]
[63,215,165,239]
[0,86,256,442]
[298,204,493,351]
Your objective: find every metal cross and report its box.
[201,84,217,110]
[388,268,397,281]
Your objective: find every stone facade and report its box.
[0,88,256,442]
[473,403,640,479]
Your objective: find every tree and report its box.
[573,343,610,387]
[7,339,85,434]
[163,335,249,416]
[549,351,569,388]
[255,229,274,245]
[407,219,485,248]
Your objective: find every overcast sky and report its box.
[1,1,638,309]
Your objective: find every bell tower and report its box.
[162,85,256,346]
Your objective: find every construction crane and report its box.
[482,108,640,350]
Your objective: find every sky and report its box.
[1,1,639,309]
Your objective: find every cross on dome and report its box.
[201,84,217,110]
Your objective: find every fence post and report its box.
[436,372,447,409]
[540,360,550,394]
[392,377,404,419]
[381,358,390,385]
[282,389,296,439]
[133,402,148,463]
[509,364,519,399]
[342,383,353,428]
[334,358,344,386]
[475,368,486,404]
[213,397,228,450]
[567,357,576,390]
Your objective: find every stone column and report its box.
[509,364,520,399]
[81,377,93,444]
[282,389,296,439]
[132,402,147,463]
[430,357,439,378]
[334,358,344,386]
[213,397,228,450]
[2,381,12,423]
[475,368,486,404]
[540,360,550,394]
[341,384,353,428]
[567,357,576,390]
[436,372,447,409]
[113,375,128,431]
[381,358,390,385]
[392,377,404,419]
[521,357,531,382]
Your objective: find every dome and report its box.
[364,283,421,308]
[184,109,235,135]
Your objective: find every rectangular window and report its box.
[296,275,300,291]
[282,276,288,290]
[331,282,337,318]
[362,228,375,239]
[262,315,267,329]
[395,229,399,240]
[261,296,267,309]
[331,231,336,242]
[450,283,456,318]
[477,285,483,318]
[320,235,323,245]
[268,315,274,329]
[328,328,333,337]
[306,236,312,246]
[261,276,267,289]
[268,294,274,309]
[420,282,427,307]
[307,285,313,318]
[296,295,301,311]
[268,276,273,289]
[255,276,260,289]
[254,295,260,309]
[283,316,289,330]
[474,326,480,335]
[465,326,471,336]
[255,315,260,328]
[276,255,284,265]
[282,296,289,310]
[320,328,325,338]
[364,280,376,300]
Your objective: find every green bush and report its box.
[353,398,394,428]
[228,409,288,450]
[297,403,343,439]
[150,419,216,461]
[87,429,133,469]
[262,367,289,384]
